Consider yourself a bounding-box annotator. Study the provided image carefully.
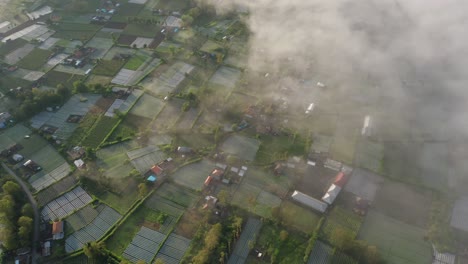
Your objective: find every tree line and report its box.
[0,181,34,251]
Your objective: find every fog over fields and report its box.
[207,0,468,141]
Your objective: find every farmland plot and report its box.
[81,116,120,148]
[36,175,78,206]
[354,139,384,173]
[155,183,199,208]
[122,226,166,263]
[96,140,139,179]
[129,94,165,119]
[358,210,432,264]
[155,233,191,264]
[65,205,122,252]
[320,206,363,245]
[175,107,199,131]
[127,145,166,174]
[221,135,260,161]
[65,204,99,233]
[172,159,216,191]
[29,163,72,192]
[151,98,184,131]
[208,66,241,90]
[41,186,92,221]
[85,37,114,59]
[0,124,31,150]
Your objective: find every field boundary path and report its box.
[1,162,39,264]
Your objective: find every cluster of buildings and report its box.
[292,171,349,213]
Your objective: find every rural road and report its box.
[1,162,39,264]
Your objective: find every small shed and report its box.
[52,221,64,240]
[42,241,51,257]
[291,190,328,213]
[74,159,85,169]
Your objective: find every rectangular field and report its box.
[154,233,192,264]
[155,183,199,208]
[129,94,165,119]
[171,159,216,191]
[123,226,166,263]
[36,175,78,207]
[358,210,432,264]
[320,206,363,245]
[81,116,120,148]
[16,48,53,70]
[41,186,93,221]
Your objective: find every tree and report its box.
[0,225,18,250]
[3,181,21,197]
[83,241,107,260]
[279,230,289,242]
[181,14,194,26]
[138,183,148,198]
[231,216,243,238]
[21,203,34,218]
[204,223,222,250]
[192,248,210,264]
[169,45,177,57]
[0,195,16,219]
[73,81,88,93]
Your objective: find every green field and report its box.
[52,22,102,42]
[122,23,160,38]
[320,206,363,245]
[154,183,199,208]
[92,59,126,76]
[280,201,321,234]
[123,53,147,70]
[255,135,307,164]
[81,116,120,148]
[16,49,53,70]
[0,76,32,92]
[44,71,83,89]
[172,159,216,191]
[221,135,260,161]
[358,210,432,264]
[129,93,164,119]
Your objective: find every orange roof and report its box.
[52,221,64,234]
[204,176,212,186]
[334,172,347,187]
[151,165,163,175]
[211,169,224,177]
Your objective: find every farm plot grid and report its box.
[122,226,166,263]
[41,186,92,221]
[227,218,262,264]
[127,145,166,174]
[65,205,122,253]
[29,162,72,192]
[155,233,191,264]
[37,175,78,206]
[145,62,194,95]
[65,204,99,233]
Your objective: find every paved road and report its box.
[1,162,39,264]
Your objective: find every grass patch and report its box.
[155,183,199,208]
[52,22,102,42]
[16,49,53,70]
[320,206,363,245]
[122,23,160,38]
[44,70,83,89]
[0,76,31,92]
[280,201,320,234]
[255,134,307,164]
[358,210,432,264]
[93,59,126,76]
[81,116,120,148]
[123,54,146,70]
